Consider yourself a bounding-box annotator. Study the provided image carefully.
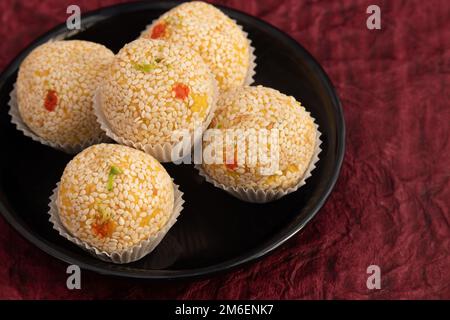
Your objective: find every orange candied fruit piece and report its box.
[150,22,167,39]
[172,83,190,100]
[92,220,115,238]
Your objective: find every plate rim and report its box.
[0,0,345,280]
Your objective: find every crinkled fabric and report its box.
[0,0,449,299]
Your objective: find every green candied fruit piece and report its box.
[110,165,122,175]
[107,165,122,191]
[132,62,157,73]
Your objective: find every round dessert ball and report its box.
[202,86,317,191]
[17,40,114,147]
[99,38,217,147]
[142,1,252,91]
[57,143,174,253]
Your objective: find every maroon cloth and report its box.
[0,0,449,299]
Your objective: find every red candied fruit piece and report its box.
[172,83,190,100]
[225,149,238,171]
[226,162,238,171]
[44,89,58,111]
[92,221,115,238]
[151,22,167,39]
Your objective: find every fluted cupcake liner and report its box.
[196,119,322,203]
[8,82,109,154]
[48,182,184,264]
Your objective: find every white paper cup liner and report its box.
[48,181,184,264]
[9,83,109,155]
[195,118,322,203]
[93,72,219,163]
[139,13,256,89]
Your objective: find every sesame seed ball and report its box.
[17,40,114,147]
[142,1,252,91]
[57,143,174,254]
[99,38,216,147]
[202,86,317,191]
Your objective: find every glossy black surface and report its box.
[0,1,345,279]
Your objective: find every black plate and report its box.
[0,1,345,279]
